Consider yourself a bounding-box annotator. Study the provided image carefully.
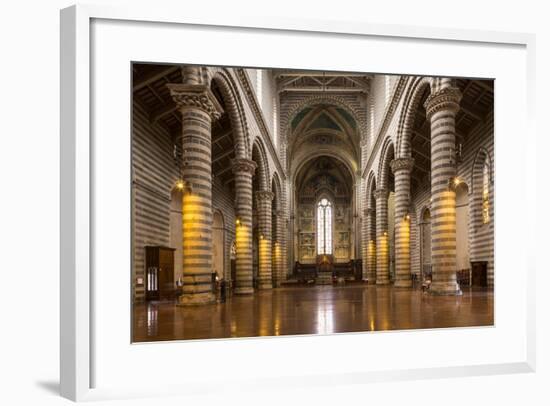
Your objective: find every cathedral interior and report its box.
[131,64,494,342]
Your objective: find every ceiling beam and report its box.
[133,66,179,92]
[475,80,494,93]
[460,105,483,121]
[150,103,178,124]
[279,86,367,93]
[212,148,234,164]
[212,129,233,145]
[276,71,371,78]
[217,165,234,178]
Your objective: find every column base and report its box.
[234,287,254,295]
[394,279,412,288]
[429,281,463,296]
[258,282,273,290]
[177,292,215,306]
[376,279,390,285]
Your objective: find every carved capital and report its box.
[166,83,223,120]
[390,157,415,174]
[231,158,257,175]
[363,208,375,216]
[374,188,389,200]
[424,87,462,119]
[255,191,274,202]
[274,210,285,218]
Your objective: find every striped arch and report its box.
[209,68,250,159]
[377,138,395,190]
[252,137,271,192]
[396,76,432,159]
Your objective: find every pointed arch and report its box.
[252,137,271,192]
[377,138,395,190]
[209,68,250,159]
[396,76,432,159]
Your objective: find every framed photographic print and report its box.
[60,4,536,402]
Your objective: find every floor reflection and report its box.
[132,285,494,342]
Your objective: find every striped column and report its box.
[424,86,463,295]
[374,188,390,285]
[273,209,285,287]
[233,158,257,295]
[366,207,377,283]
[256,191,274,290]
[391,158,415,288]
[167,79,223,306]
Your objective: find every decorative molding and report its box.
[374,188,389,200]
[166,83,223,120]
[273,210,285,218]
[232,158,257,175]
[255,190,275,201]
[390,157,415,174]
[424,86,462,118]
[363,207,375,216]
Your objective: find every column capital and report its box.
[424,86,462,118]
[166,83,224,120]
[255,190,274,202]
[274,210,285,218]
[231,158,257,175]
[363,207,375,216]
[374,188,389,200]
[390,157,415,174]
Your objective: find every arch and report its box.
[377,138,395,189]
[471,146,493,230]
[470,147,493,191]
[396,76,432,159]
[209,68,250,159]
[252,137,271,192]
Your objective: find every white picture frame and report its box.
[60,4,536,402]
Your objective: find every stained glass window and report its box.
[317,198,333,254]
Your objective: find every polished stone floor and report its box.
[132,284,494,342]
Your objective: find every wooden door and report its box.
[158,248,175,299]
[471,261,487,287]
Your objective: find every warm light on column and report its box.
[376,234,389,285]
[259,237,271,285]
[367,240,376,283]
